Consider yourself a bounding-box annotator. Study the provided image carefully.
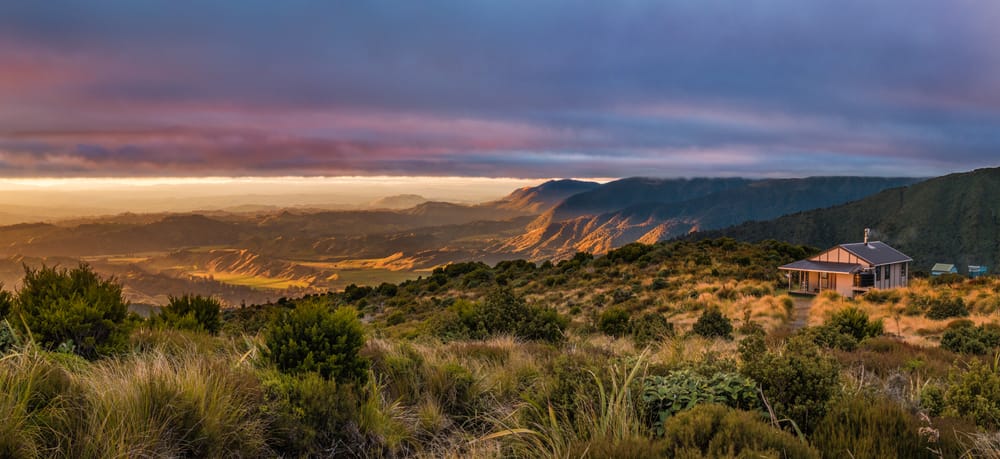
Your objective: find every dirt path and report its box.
[789,296,813,330]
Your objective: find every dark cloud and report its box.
[0,0,998,177]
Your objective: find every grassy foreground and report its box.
[1,238,999,457]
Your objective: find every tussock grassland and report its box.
[2,239,1000,457]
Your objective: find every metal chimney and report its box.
[864,228,870,245]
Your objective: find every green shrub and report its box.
[261,370,362,455]
[944,358,1000,429]
[660,404,820,459]
[14,264,130,359]
[925,295,968,320]
[826,306,884,342]
[0,286,11,319]
[264,300,368,383]
[630,313,674,347]
[940,322,1000,355]
[811,395,929,459]
[598,307,631,338]
[433,288,567,343]
[807,307,884,351]
[154,294,222,335]
[0,318,21,356]
[741,335,840,434]
[642,370,758,436]
[920,385,945,417]
[863,289,902,304]
[692,308,733,340]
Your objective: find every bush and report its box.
[598,307,631,338]
[863,289,902,304]
[811,395,929,459]
[264,300,368,382]
[14,264,130,359]
[642,370,758,436]
[826,307,884,342]
[945,358,1000,429]
[925,295,968,320]
[434,288,567,343]
[692,308,733,340]
[0,320,19,354]
[630,313,674,347]
[808,307,884,351]
[261,370,362,455]
[660,404,820,459]
[940,322,1000,355]
[741,335,840,434]
[155,294,222,335]
[0,286,10,319]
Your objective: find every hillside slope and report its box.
[487,179,601,213]
[701,168,1000,271]
[501,176,920,259]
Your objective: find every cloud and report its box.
[0,0,998,177]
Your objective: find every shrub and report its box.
[925,295,968,320]
[14,264,130,359]
[0,286,10,319]
[264,300,368,383]
[434,288,567,343]
[155,294,222,335]
[808,307,884,351]
[863,289,902,304]
[0,320,19,354]
[630,313,674,347]
[692,308,733,340]
[944,358,1000,429]
[598,307,631,338]
[940,322,1000,355]
[610,287,635,304]
[921,384,945,417]
[660,404,820,459]
[642,370,758,436]
[261,370,362,455]
[811,395,929,459]
[741,335,840,434]
[826,306,884,342]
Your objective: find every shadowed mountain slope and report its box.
[698,168,1000,271]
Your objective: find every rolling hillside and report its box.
[701,167,1000,272]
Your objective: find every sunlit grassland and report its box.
[189,271,310,289]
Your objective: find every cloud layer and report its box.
[1,0,999,177]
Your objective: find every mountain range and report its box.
[7,167,1000,306]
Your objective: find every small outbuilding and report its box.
[779,229,911,298]
[969,265,989,279]
[931,264,958,277]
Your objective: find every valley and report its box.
[6,169,1000,311]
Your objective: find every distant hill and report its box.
[544,177,752,223]
[500,176,920,259]
[700,168,1000,272]
[369,194,428,209]
[488,179,601,213]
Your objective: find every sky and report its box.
[1,0,999,179]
